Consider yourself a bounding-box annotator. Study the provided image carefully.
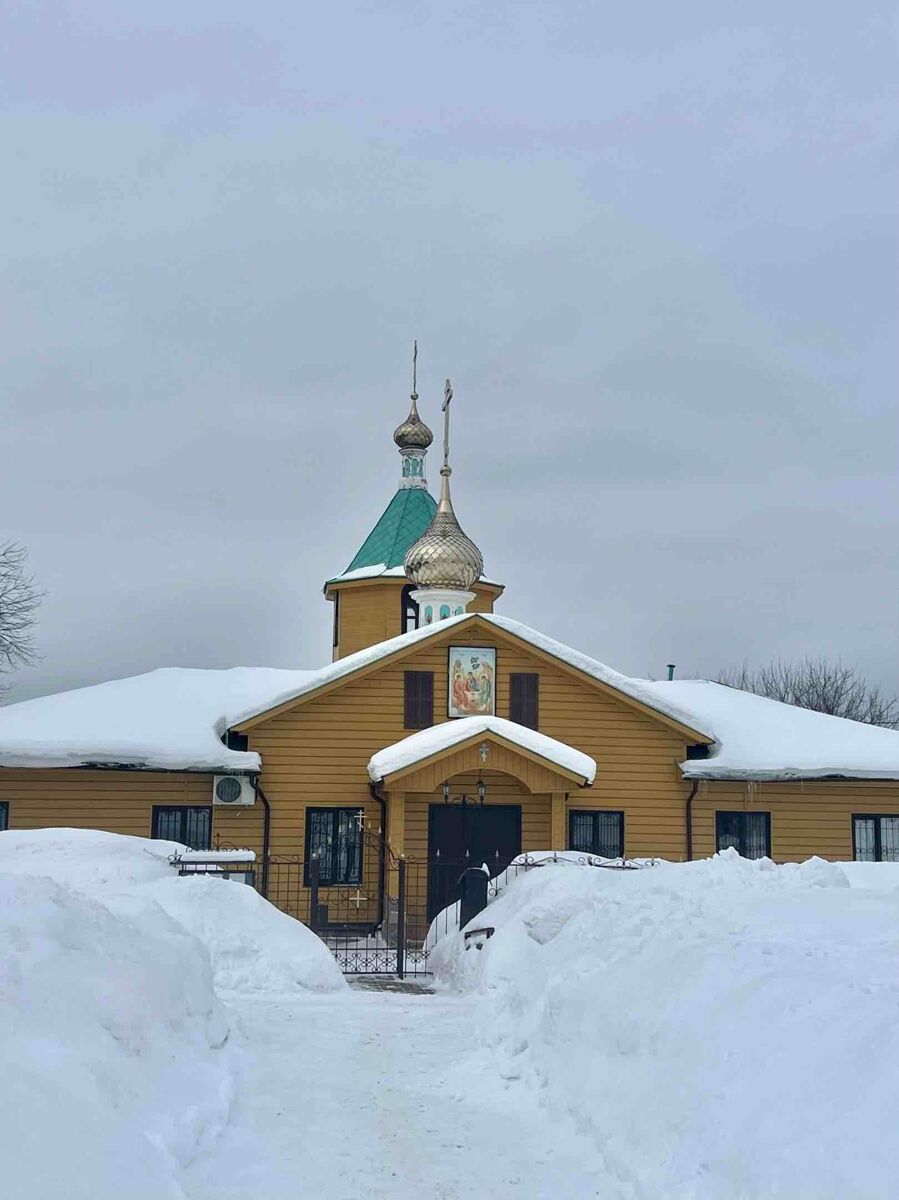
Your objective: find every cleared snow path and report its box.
[185,989,613,1200]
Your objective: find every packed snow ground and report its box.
[6,830,899,1199]
[185,988,608,1200]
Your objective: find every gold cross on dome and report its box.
[442,377,453,468]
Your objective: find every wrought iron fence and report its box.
[170,843,655,979]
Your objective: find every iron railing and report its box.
[169,843,657,978]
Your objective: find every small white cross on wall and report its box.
[354,810,366,830]
[349,889,368,910]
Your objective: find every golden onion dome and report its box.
[393,393,433,451]
[404,465,483,590]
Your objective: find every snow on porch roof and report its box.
[368,715,597,785]
[644,679,899,782]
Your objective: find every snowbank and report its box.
[0,872,231,1200]
[0,830,346,998]
[0,826,183,889]
[137,875,346,994]
[0,829,345,1198]
[836,860,899,889]
[434,852,899,1199]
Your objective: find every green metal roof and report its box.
[343,487,437,574]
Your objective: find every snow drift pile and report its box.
[434,852,899,1200]
[0,829,344,1200]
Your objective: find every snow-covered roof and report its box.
[0,612,688,773]
[368,715,597,785]
[644,679,899,781]
[1,612,897,781]
[0,667,316,772]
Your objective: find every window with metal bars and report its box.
[0,801,8,831]
[569,809,624,858]
[853,814,899,862]
[509,672,539,730]
[304,808,363,886]
[404,670,434,729]
[151,805,212,849]
[715,811,771,859]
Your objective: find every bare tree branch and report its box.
[0,542,42,674]
[718,657,899,729]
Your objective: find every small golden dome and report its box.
[393,394,433,451]
[404,466,483,590]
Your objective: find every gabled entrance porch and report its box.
[369,717,597,955]
[261,719,596,980]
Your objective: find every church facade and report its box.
[0,368,898,937]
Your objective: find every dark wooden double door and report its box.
[427,803,521,920]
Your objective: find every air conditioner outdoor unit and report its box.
[212,775,256,807]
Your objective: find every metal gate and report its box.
[174,838,550,979]
[263,834,437,978]
[263,846,536,978]
[308,852,547,977]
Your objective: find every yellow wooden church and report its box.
[0,365,898,949]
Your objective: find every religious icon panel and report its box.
[448,646,496,718]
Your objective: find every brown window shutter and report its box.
[404,671,434,729]
[420,671,434,726]
[510,673,539,730]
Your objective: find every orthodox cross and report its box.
[442,377,453,468]
[412,339,418,397]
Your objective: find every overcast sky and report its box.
[2,1,897,703]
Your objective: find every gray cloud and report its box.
[0,1,896,704]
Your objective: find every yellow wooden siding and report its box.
[332,584,397,660]
[329,578,498,659]
[0,769,266,854]
[693,779,899,861]
[247,623,694,866]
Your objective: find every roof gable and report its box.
[233,612,713,742]
[343,487,437,574]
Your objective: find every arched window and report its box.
[455,605,464,615]
[440,604,451,619]
[424,605,433,624]
[401,583,419,634]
